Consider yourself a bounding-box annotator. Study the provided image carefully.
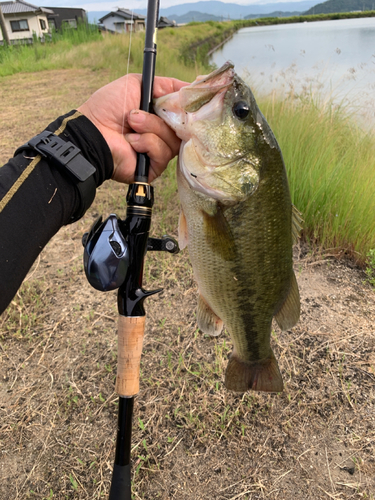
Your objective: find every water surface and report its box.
[210,18,375,127]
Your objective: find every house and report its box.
[45,7,87,31]
[98,9,146,33]
[158,16,176,29]
[0,0,53,44]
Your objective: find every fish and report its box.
[154,62,302,393]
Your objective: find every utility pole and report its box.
[0,6,10,46]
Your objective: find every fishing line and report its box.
[121,9,134,137]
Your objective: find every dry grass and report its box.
[0,69,374,500]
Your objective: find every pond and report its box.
[210,17,375,127]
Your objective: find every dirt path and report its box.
[0,69,374,500]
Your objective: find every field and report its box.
[0,28,375,500]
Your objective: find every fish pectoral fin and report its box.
[225,351,283,393]
[197,294,223,337]
[292,204,303,245]
[274,271,300,331]
[202,205,236,261]
[178,209,188,250]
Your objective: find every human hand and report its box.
[78,74,188,184]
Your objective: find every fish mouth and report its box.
[191,61,235,88]
[180,61,235,113]
[154,61,236,143]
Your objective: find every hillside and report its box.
[87,1,317,24]
[171,10,224,23]
[304,0,375,14]
[142,1,317,17]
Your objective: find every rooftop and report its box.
[0,0,53,15]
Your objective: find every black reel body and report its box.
[83,214,129,291]
[83,214,179,293]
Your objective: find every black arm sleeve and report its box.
[0,110,114,314]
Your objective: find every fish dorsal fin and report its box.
[202,204,237,261]
[197,293,223,337]
[292,204,303,245]
[178,209,188,250]
[274,271,300,331]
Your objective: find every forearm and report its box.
[0,110,113,314]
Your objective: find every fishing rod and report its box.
[107,1,160,495]
[83,0,179,498]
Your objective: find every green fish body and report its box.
[154,62,301,392]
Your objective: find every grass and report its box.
[0,23,102,76]
[257,90,375,262]
[0,278,48,341]
[241,10,375,26]
[365,249,375,286]
[0,21,232,80]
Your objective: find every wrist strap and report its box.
[15,131,97,223]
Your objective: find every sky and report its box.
[35,0,302,12]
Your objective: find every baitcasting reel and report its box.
[82,214,179,292]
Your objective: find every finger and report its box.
[153,76,189,97]
[125,132,176,181]
[128,110,181,157]
[111,141,138,184]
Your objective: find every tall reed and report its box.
[258,90,375,261]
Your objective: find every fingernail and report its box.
[129,110,146,123]
[125,133,141,142]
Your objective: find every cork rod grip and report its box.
[115,316,146,397]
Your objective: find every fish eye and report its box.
[232,101,250,120]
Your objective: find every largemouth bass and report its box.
[154,62,302,393]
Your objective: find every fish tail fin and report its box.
[197,293,224,337]
[225,351,283,393]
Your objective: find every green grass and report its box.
[240,10,375,26]
[257,91,375,262]
[0,21,231,79]
[0,23,102,76]
[365,249,375,286]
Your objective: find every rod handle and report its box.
[116,316,146,397]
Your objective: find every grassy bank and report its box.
[0,21,232,79]
[0,23,102,76]
[258,92,375,261]
[242,10,375,27]
[1,21,374,263]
